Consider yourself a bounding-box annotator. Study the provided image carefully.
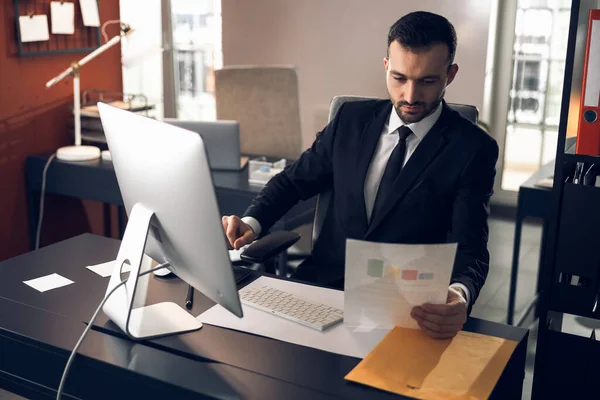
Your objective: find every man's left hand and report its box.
[410,286,468,339]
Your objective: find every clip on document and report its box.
[344,239,457,330]
[50,1,75,35]
[345,326,518,399]
[18,15,50,43]
[79,0,101,27]
[24,273,74,292]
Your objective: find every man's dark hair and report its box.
[387,11,457,67]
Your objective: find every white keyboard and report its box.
[238,284,343,331]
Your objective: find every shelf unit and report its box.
[532,0,600,398]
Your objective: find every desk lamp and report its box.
[45,23,133,161]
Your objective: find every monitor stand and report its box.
[102,203,202,340]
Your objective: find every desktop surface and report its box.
[26,152,264,199]
[0,234,253,324]
[26,152,297,195]
[0,234,528,399]
[0,296,336,400]
[25,153,315,249]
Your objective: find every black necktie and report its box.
[370,125,413,222]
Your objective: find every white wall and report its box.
[222,0,493,147]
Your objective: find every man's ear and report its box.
[446,63,459,85]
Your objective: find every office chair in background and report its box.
[215,66,303,160]
[240,97,480,278]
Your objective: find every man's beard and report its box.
[391,90,445,124]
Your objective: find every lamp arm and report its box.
[46,26,132,88]
[79,34,122,68]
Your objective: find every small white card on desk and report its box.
[79,0,100,27]
[24,273,74,292]
[19,15,50,43]
[87,260,129,278]
[50,1,75,34]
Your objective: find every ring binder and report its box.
[576,10,600,156]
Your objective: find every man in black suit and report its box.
[222,11,498,339]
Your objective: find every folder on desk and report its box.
[344,327,517,400]
[576,10,600,156]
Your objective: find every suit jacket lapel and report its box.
[343,103,391,238]
[365,105,452,237]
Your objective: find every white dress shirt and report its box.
[243,102,471,304]
[363,103,442,221]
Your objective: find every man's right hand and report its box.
[222,215,256,250]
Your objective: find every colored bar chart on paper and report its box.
[418,272,434,280]
[346,240,457,329]
[367,259,384,278]
[365,259,434,281]
[401,269,418,280]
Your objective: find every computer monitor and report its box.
[162,119,245,171]
[97,103,243,340]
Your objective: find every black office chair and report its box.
[240,96,479,275]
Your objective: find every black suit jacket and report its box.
[244,99,499,306]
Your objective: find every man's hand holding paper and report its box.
[411,286,468,339]
[344,239,463,335]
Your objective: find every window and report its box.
[501,0,571,191]
[176,14,195,30]
[172,0,222,121]
[119,0,222,121]
[177,49,198,96]
[120,0,164,118]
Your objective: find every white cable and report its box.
[35,153,57,250]
[56,262,170,400]
[101,19,121,43]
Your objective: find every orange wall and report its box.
[0,1,122,260]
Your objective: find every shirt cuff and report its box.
[241,216,262,238]
[450,283,470,305]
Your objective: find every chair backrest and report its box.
[215,66,303,159]
[312,96,479,245]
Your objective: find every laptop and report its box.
[163,119,248,170]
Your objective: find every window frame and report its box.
[485,0,572,204]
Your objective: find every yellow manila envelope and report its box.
[345,326,518,399]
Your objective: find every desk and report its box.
[507,161,554,326]
[25,154,314,249]
[0,298,335,400]
[0,234,528,399]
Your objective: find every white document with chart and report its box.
[344,239,457,329]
